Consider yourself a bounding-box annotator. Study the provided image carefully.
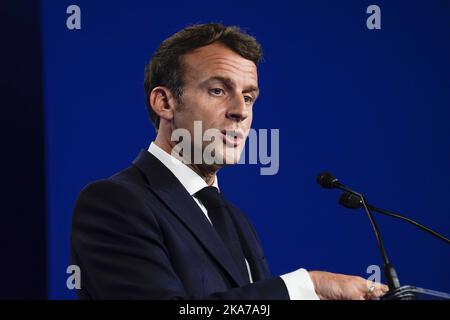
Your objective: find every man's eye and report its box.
[209,88,225,96]
[244,95,254,104]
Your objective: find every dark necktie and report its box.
[195,186,249,283]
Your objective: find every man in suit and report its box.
[71,23,388,299]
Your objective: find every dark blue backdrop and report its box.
[41,0,450,299]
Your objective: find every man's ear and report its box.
[149,87,176,122]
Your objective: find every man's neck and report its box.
[154,136,218,186]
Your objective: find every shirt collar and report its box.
[148,142,219,196]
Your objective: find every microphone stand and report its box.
[318,172,449,300]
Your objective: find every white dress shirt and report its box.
[148,142,319,300]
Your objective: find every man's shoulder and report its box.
[75,164,151,208]
[71,165,165,249]
[71,164,166,231]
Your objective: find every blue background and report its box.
[41,0,450,299]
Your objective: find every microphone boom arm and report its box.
[340,192,450,245]
[334,184,401,290]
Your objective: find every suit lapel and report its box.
[132,150,247,287]
[223,200,271,282]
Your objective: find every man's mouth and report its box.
[221,130,244,147]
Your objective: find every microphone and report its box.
[316,172,402,291]
[339,192,450,245]
[316,172,361,196]
[339,192,362,209]
[316,172,340,189]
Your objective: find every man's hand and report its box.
[308,271,389,300]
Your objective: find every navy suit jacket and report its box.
[71,150,289,299]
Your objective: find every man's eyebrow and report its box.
[203,76,259,96]
[243,85,259,97]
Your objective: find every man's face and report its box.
[172,42,259,166]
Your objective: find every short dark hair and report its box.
[143,23,263,130]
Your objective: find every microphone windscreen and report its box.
[316,172,338,189]
[339,192,362,209]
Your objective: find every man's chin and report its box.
[201,155,239,166]
[199,143,244,166]
[221,148,244,165]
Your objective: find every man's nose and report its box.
[226,95,249,122]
